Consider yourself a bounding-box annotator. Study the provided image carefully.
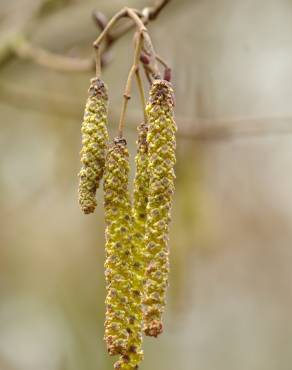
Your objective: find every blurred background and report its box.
[1,0,292,369]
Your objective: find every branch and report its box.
[147,0,171,20]
[10,0,172,73]
[2,79,290,142]
[118,30,144,137]
[12,38,93,72]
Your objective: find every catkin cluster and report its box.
[78,78,109,214]
[78,75,176,370]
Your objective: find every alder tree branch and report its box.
[8,0,171,73]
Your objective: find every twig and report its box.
[155,54,169,69]
[10,1,172,73]
[94,6,161,82]
[118,31,143,137]
[94,44,101,78]
[135,67,147,123]
[93,8,128,48]
[147,0,171,20]
[143,64,153,85]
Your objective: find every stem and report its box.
[93,8,128,48]
[135,67,147,123]
[155,54,169,69]
[94,44,101,78]
[127,8,160,78]
[143,63,156,80]
[118,31,144,137]
[142,32,160,78]
[126,8,147,32]
[148,0,171,20]
[11,2,172,73]
[143,64,153,85]
[93,7,146,48]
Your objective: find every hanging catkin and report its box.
[103,139,143,370]
[114,123,149,370]
[143,79,176,337]
[78,77,109,214]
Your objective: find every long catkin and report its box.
[103,139,143,370]
[78,77,109,214]
[114,123,149,370]
[143,80,176,337]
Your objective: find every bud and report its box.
[78,78,109,214]
[143,79,176,337]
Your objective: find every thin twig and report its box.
[93,8,128,48]
[10,1,172,73]
[94,45,101,78]
[135,63,147,124]
[143,64,153,85]
[155,54,169,69]
[147,0,171,20]
[118,31,143,137]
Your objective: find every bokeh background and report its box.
[1,0,292,369]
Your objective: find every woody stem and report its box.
[118,32,144,137]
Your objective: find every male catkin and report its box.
[143,79,176,337]
[78,78,109,214]
[114,123,149,370]
[103,139,143,370]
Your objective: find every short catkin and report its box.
[78,77,109,214]
[143,79,176,337]
[103,138,143,369]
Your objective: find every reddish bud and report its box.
[163,67,172,82]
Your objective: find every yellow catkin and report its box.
[103,138,143,370]
[78,77,109,214]
[143,79,177,337]
[114,124,149,370]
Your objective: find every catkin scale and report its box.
[103,139,143,369]
[143,79,176,337]
[78,77,109,214]
[133,122,149,247]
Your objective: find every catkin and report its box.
[143,79,176,337]
[114,123,149,370]
[78,77,109,214]
[103,138,143,370]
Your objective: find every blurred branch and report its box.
[7,0,172,73]
[1,79,291,142]
[0,0,71,66]
[12,38,94,72]
[146,0,171,20]
[0,0,45,65]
